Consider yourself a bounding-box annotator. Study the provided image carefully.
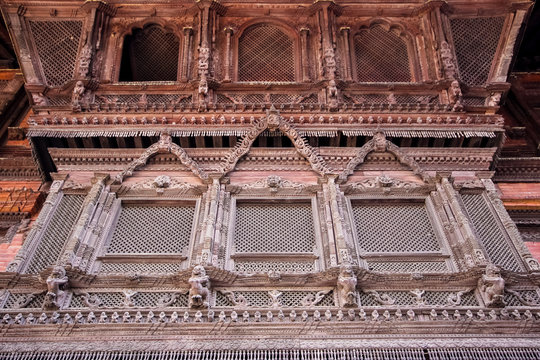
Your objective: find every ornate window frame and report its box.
[344,181,455,273]
[223,178,325,274]
[349,20,421,83]
[232,19,302,83]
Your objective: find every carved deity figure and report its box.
[32,93,48,106]
[327,80,338,109]
[188,265,210,309]
[440,41,456,79]
[198,74,209,104]
[488,92,501,107]
[337,264,357,307]
[72,81,86,107]
[373,132,387,152]
[78,43,93,77]
[448,80,463,111]
[43,266,68,310]
[478,264,505,307]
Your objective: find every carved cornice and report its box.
[494,157,540,182]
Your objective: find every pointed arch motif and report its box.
[113,133,208,184]
[219,109,332,177]
[339,132,429,183]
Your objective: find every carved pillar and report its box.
[5,10,40,85]
[326,176,351,264]
[195,0,226,80]
[211,184,226,266]
[59,174,109,269]
[321,180,338,267]
[6,178,67,273]
[481,179,540,271]
[78,2,116,80]
[493,9,528,83]
[311,1,342,80]
[340,27,352,81]
[223,27,233,82]
[438,177,486,268]
[181,27,193,82]
[198,177,221,265]
[300,28,310,82]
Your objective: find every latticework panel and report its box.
[504,290,540,307]
[234,261,314,273]
[107,205,194,254]
[29,20,82,87]
[368,261,448,273]
[26,195,84,274]
[99,263,182,274]
[123,25,179,82]
[359,291,477,307]
[238,24,295,82]
[4,293,45,309]
[461,194,523,271]
[234,203,315,253]
[450,17,505,86]
[353,26,412,83]
[215,290,334,307]
[69,292,188,308]
[351,203,440,253]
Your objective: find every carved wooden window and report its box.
[228,199,321,273]
[96,201,197,273]
[460,192,524,272]
[348,198,451,273]
[449,17,505,86]
[119,24,180,82]
[237,24,296,82]
[353,25,412,83]
[25,194,85,274]
[28,20,83,87]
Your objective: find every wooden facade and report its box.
[0,0,539,358]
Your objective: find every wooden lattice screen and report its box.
[238,24,295,82]
[29,20,83,87]
[450,17,505,86]
[353,25,412,83]
[120,24,179,82]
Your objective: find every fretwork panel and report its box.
[461,194,523,272]
[351,203,440,253]
[107,205,194,254]
[26,195,84,274]
[238,24,295,82]
[450,17,505,86]
[353,25,412,83]
[234,204,315,253]
[29,20,82,87]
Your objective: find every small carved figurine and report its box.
[337,264,357,307]
[478,264,505,307]
[327,80,338,109]
[198,73,209,104]
[188,265,210,309]
[488,93,501,107]
[43,266,68,310]
[448,80,463,111]
[72,81,85,107]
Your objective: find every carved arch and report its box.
[233,19,301,82]
[339,132,429,183]
[219,108,332,177]
[113,133,208,184]
[117,22,182,82]
[351,19,421,83]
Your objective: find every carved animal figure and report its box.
[337,264,357,307]
[478,264,505,307]
[43,266,68,310]
[188,265,210,308]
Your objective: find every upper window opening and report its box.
[238,24,295,82]
[353,25,412,83]
[119,24,180,82]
